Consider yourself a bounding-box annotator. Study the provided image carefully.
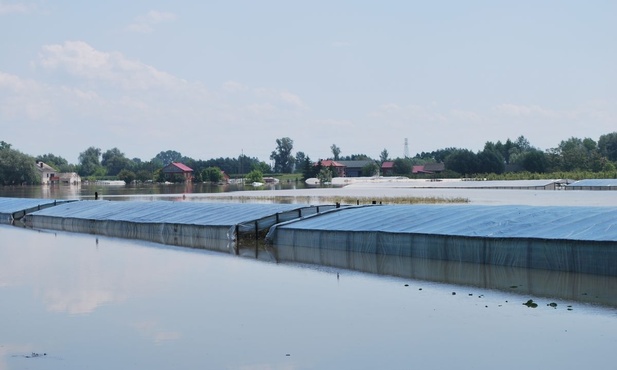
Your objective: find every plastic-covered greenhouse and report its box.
[566,179,617,190]
[0,197,74,224]
[24,200,336,252]
[266,205,617,276]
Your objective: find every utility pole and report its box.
[404,138,410,159]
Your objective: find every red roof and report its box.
[381,161,394,169]
[316,160,345,167]
[163,162,194,173]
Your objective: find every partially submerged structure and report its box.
[566,179,617,190]
[23,200,336,253]
[6,196,616,277]
[162,162,194,183]
[0,197,74,224]
[267,205,617,276]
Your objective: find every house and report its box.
[381,161,394,176]
[315,160,346,177]
[162,162,194,182]
[35,161,81,185]
[35,161,59,184]
[412,163,445,174]
[337,160,378,177]
[59,172,81,185]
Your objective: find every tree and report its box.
[392,158,412,176]
[295,151,306,173]
[202,167,223,183]
[117,169,136,184]
[153,150,183,166]
[555,137,594,171]
[270,137,294,173]
[379,149,389,163]
[445,149,479,176]
[519,149,548,173]
[477,149,505,174]
[330,144,341,160]
[136,170,153,182]
[246,169,264,183]
[317,167,332,184]
[102,148,131,176]
[0,144,40,185]
[598,132,617,162]
[362,162,380,176]
[78,147,104,177]
[301,156,318,181]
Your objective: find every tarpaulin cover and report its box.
[24,200,334,251]
[267,205,617,276]
[0,197,72,223]
[567,179,617,188]
[269,205,617,241]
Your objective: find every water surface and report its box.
[1,224,616,370]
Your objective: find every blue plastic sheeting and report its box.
[398,179,561,189]
[27,200,317,227]
[24,200,335,250]
[269,205,617,242]
[567,179,617,188]
[267,205,617,275]
[0,197,69,223]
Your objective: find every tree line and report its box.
[1,131,617,185]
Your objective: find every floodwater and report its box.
[1,185,617,369]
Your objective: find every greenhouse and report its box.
[25,200,335,253]
[0,197,74,224]
[266,205,617,276]
[566,179,617,190]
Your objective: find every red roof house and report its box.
[162,162,194,182]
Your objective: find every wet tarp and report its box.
[566,179,617,190]
[267,205,617,276]
[24,200,334,252]
[0,197,73,223]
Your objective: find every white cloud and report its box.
[127,10,177,33]
[494,103,560,119]
[37,41,185,90]
[0,1,36,15]
[222,80,249,93]
[279,91,308,110]
[1,42,314,161]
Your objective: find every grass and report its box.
[204,194,469,205]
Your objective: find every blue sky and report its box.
[1,1,615,164]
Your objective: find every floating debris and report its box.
[404,284,409,287]
[14,353,47,359]
[510,285,518,289]
[523,299,538,308]
[452,292,456,295]
[548,302,558,308]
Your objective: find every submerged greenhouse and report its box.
[0,197,74,224]
[266,205,617,276]
[24,200,336,253]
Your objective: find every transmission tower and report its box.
[403,138,410,158]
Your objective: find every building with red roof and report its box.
[162,162,194,183]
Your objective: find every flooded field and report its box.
[2,225,617,369]
[1,185,617,369]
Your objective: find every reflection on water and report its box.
[1,224,617,370]
[273,244,617,308]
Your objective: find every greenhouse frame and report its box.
[24,200,336,253]
[266,205,617,276]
